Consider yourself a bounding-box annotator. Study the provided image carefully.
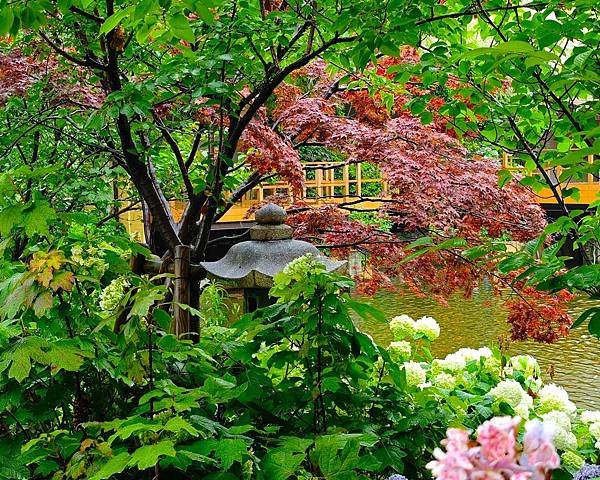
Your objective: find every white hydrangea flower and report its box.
[71,245,85,265]
[282,253,320,277]
[403,361,426,388]
[414,316,440,340]
[509,355,541,379]
[514,401,531,418]
[71,244,108,273]
[489,379,530,408]
[433,372,457,390]
[477,347,493,358]
[589,422,600,441]
[537,384,576,414]
[542,411,572,432]
[389,315,416,340]
[456,348,481,363]
[436,352,467,373]
[580,410,600,425]
[552,428,577,451]
[482,355,502,376]
[561,451,585,471]
[388,341,412,362]
[99,276,130,313]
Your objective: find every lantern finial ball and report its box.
[255,203,287,225]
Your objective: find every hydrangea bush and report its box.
[1,250,598,479]
[385,313,600,475]
[427,416,560,480]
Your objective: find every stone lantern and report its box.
[200,203,346,311]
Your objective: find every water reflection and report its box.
[357,288,600,409]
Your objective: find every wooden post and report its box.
[356,163,362,197]
[316,168,323,203]
[343,164,349,199]
[173,245,191,336]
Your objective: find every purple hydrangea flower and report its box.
[574,464,600,480]
[387,475,408,480]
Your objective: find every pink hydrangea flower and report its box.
[427,417,560,480]
[476,416,520,464]
[521,421,560,480]
[427,429,474,480]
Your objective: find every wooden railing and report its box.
[236,162,386,208]
[121,162,387,237]
[121,154,600,239]
[501,152,599,205]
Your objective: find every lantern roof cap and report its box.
[200,203,346,287]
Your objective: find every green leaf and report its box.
[420,110,433,125]
[49,340,93,374]
[460,40,535,59]
[0,8,14,35]
[436,237,467,250]
[346,299,386,323]
[497,169,512,188]
[589,315,600,338]
[129,287,165,318]
[497,253,531,274]
[406,236,433,249]
[167,14,196,42]
[128,440,177,470]
[3,337,50,383]
[90,452,130,480]
[99,8,131,34]
[0,205,23,236]
[572,307,600,330]
[8,349,31,383]
[194,1,214,24]
[194,438,248,470]
[262,450,306,480]
[163,416,200,436]
[23,201,57,237]
[312,437,363,479]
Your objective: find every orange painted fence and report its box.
[121,155,600,239]
[501,152,600,205]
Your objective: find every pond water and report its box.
[357,288,600,409]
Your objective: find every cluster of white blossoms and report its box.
[389,314,416,340]
[280,253,321,278]
[537,384,577,415]
[504,355,541,378]
[415,316,440,340]
[99,276,130,313]
[382,313,600,466]
[431,352,466,374]
[431,347,497,378]
[389,314,440,341]
[403,361,427,388]
[542,411,577,451]
[455,347,492,363]
[432,372,457,390]
[581,410,600,424]
[71,244,109,274]
[388,341,412,362]
[581,411,600,450]
[489,379,534,418]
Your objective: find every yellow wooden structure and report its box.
[122,161,386,235]
[501,152,600,205]
[121,155,600,238]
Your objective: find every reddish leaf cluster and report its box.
[275,92,545,241]
[0,48,40,103]
[0,47,103,107]
[506,288,574,343]
[239,119,304,191]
